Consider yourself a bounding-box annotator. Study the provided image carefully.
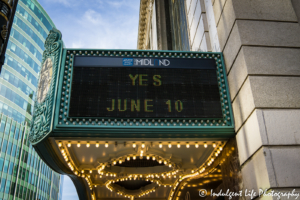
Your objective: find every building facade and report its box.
[0,114,62,200]
[21,0,300,199]
[0,0,54,125]
[138,0,300,198]
[0,0,63,199]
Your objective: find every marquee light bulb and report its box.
[168,143,172,148]
[186,143,190,148]
[90,170,92,173]
[212,142,216,148]
[96,142,99,148]
[132,143,136,148]
[152,156,155,160]
[133,156,136,160]
[127,156,130,161]
[105,142,108,148]
[86,142,90,148]
[159,143,162,148]
[77,142,81,147]
[146,155,150,160]
[141,143,145,148]
[177,143,180,148]
[58,142,62,147]
[159,160,162,164]
[195,143,199,148]
[204,142,207,148]
[67,142,71,147]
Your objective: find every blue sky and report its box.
[39,0,140,49]
[37,0,140,199]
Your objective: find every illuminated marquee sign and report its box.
[69,56,222,118]
[52,50,233,137]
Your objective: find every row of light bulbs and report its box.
[60,147,96,192]
[106,183,133,199]
[96,154,178,178]
[59,140,225,199]
[105,177,161,198]
[110,154,176,166]
[61,144,177,197]
[97,169,180,180]
[168,143,226,200]
[58,141,217,148]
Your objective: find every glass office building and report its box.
[0,114,62,200]
[0,0,54,125]
[0,0,63,199]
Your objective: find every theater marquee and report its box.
[50,49,234,138]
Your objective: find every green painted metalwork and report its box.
[29,28,63,144]
[53,49,234,138]
[29,29,234,140]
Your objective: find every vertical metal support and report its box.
[12,122,27,200]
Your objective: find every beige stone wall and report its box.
[212,0,300,198]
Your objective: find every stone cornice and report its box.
[137,0,153,49]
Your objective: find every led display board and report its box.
[30,29,234,142]
[69,56,222,118]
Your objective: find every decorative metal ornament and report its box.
[37,58,53,103]
[1,25,7,40]
[29,28,63,144]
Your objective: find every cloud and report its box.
[41,0,140,49]
[81,9,104,25]
[106,0,127,8]
[70,40,84,49]
[59,7,139,49]
[48,0,78,7]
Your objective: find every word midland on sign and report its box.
[69,56,222,118]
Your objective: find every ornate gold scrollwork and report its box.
[1,25,7,40]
